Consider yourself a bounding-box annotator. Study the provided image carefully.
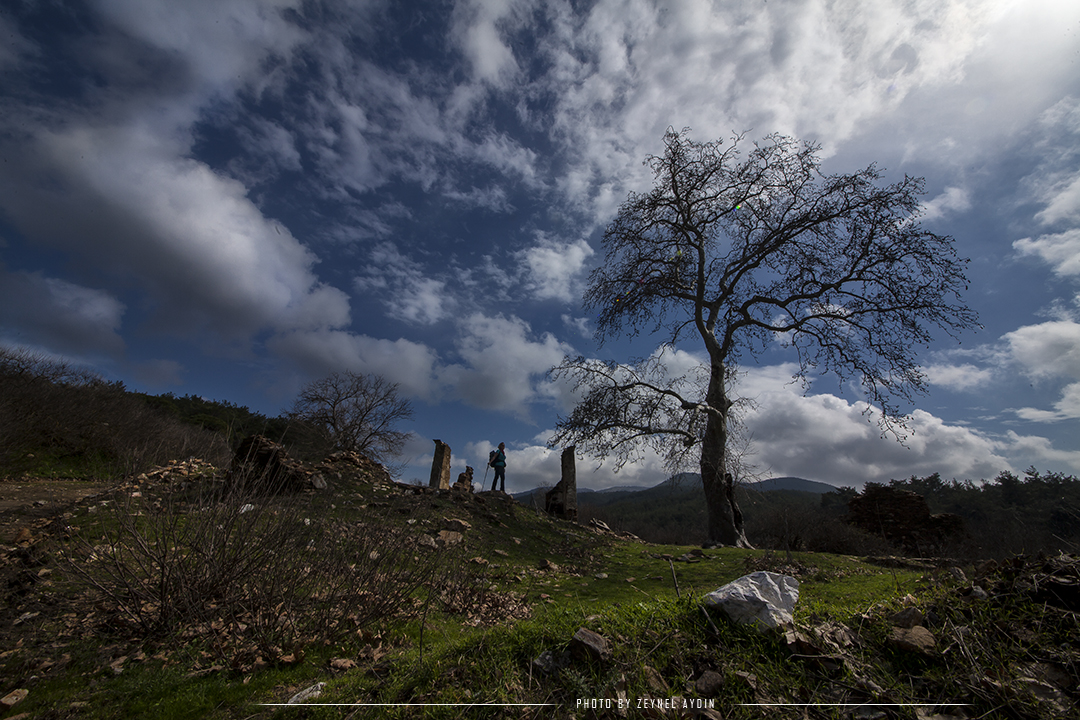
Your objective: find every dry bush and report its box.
[58,470,469,660]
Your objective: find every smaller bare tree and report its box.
[290,371,414,464]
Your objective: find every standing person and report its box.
[489,442,507,492]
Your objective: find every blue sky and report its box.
[1,0,1079,491]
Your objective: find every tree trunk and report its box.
[700,361,751,547]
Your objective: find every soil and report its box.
[0,477,114,544]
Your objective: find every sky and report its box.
[1,0,1079,492]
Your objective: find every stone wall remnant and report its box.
[545,446,578,521]
[429,439,452,490]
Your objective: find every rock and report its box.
[889,626,936,655]
[287,682,326,704]
[452,466,474,493]
[330,657,356,671]
[889,606,925,629]
[947,566,967,584]
[436,530,463,547]
[417,534,438,549]
[569,627,612,664]
[703,571,799,630]
[531,649,571,675]
[443,517,472,533]
[538,558,559,572]
[693,670,724,698]
[229,435,317,493]
[1,689,28,709]
[642,665,669,694]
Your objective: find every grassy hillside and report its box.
[2,451,1077,719]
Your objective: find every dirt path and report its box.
[0,478,114,543]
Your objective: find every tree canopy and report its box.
[551,128,978,546]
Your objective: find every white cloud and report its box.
[518,235,595,302]
[0,269,126,356]
[353,243,453,325]
[24,124,352,339]
[452,0,522,88]
[267,328,441,401]
[920,186,971,221]
[1014,229,1080,277]
[739,376,1011,487]
[95,0,307,95]
[922,363,995,392]
[1004,321,1080,381]
[443,313,575,418]
[522,0,1014,221]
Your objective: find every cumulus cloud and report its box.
[1,124,352,343]
[1004,320,1080,420]
[735,365,1010,486]
[0,268,126,356]
[443,313,575,418]
[920,186,971,221]
[354,243,453,325]
[518,235,595,302]
[1014,229,1080,278]
[267,328,441,401]
[922,363,995,392]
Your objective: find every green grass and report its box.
[4,464,1074,720]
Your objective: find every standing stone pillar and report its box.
[429,439,451,490]
[561,446,578,521]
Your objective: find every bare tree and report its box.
[290,371,414,464]
[550,129,978,547]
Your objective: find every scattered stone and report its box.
[436,530,463,547]
[330,657,357,671]
[469,556,489,565]
[452,466,474,493]
[693,670,724,698]
[531,649,571,675]
[229,435,319,493]
[642,665,669,694]
[889,606,925,629]
[569,627,612,664]
[287,682,326,705]
[889,626,937,655]
[538,559,559,572]
[417,534,438,549]
[443,517,472,533]
[0,689,28,710]
[594,572,608,579]
[494,549,509,556]
[703,571,799,630]
[947,567,967,584]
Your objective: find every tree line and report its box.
[0,347,414,480]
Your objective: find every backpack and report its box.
[488,450,497,467]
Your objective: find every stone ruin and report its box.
[846,484,965,556]
[453,466,474,493]
[545,446,578,521]
[228,434,326,493]
[429,439,452,490]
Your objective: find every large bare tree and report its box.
[291,371,413,465]
[550,129,978,547]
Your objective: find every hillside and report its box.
[3,450,1078,718]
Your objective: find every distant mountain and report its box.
[745,476,836,494]
[514,476,833,504]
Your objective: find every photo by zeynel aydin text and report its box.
[1,1,1079,718]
